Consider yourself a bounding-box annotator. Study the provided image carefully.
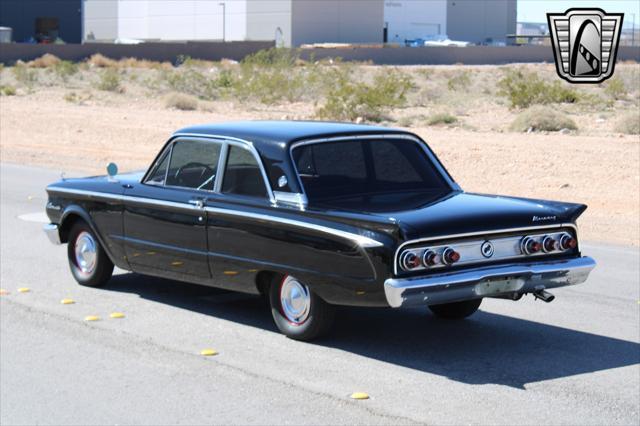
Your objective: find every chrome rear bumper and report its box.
[43,223,61,245]
[384,256,596,308]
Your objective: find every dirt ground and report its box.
[1,87,637,247]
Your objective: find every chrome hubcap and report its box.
[74,231,97,275]
[280,276,311,325]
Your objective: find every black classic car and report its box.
[44,121,596,340]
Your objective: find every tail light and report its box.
[442,247,460,265]
[400,251,421,271]
[422,250,440,267]
[542,236,558,252]
[560,234,577,250]
[521,236,542,255]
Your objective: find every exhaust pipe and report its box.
[533,289,555,303]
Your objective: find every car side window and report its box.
[165,140,221,190]
[145,149,170,185]
[222,146,268,198]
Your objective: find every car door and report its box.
[122,137,223,279]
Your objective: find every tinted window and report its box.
[293,139,450,210]
[222,146,268,198]
[165,140,221,190]
[146,150,170,185]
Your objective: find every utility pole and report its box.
[219,2,226,42]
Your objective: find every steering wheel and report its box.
[174,162,214,187]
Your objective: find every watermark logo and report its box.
[547,8,623,83]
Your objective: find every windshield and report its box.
[292,138,452,212]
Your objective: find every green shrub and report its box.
[53,60,79,81]
[426,112,458,126]
[510,106,577,132]
[0,85,16,96]
[12,63,38,87]
[232,48,306,104]
[604,77,627,100]
[497,68,580,108]
[163,68,220,100]
[447,71,471,91]
[96,69,122,92]
[166,93,198,110]
[316,68,413,121]
[614,112,639,135]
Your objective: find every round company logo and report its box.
[480,241,494,258]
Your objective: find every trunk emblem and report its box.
[481,241,495,258]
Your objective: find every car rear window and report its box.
[292,139,450,210]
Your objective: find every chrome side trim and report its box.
[45,188,383,248]
[43,223,61,245]
[393,223,580,275]
[274,191,308,209]
[384,256,596,308]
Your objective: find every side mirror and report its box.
[106,162,118,177]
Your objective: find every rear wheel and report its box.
[269,274,335,341]
[428,298,482,319]
[67,221,113,287]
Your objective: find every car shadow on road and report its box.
[106,272,639,389]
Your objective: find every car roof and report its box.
[173,120,415,149]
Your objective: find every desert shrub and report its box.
[166,93,198,110]
[498,68,580,108]
[27,53,61,68]
[614,112,640,135]
[509,106,577,132]
[164,68,219,100]
[316,68,413,121]
[447,71,471,91]
[604,77,627,100]
[119,57,172,69]
[12,63,38,87]
[53,60,79,81]
[426,112,458,126]
[87,53,118,68]
[233,48,306,104]
[96,69,122,92]
[0,85,16,96]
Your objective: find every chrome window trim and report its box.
[273,191,308,210]
[45,187,383,248]
[393,223,580,275]
[172,133,276,204]
[289,134,462,204]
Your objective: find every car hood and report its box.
[387,192,587,240]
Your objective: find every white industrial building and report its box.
[384,0,517,45]
[84,0,384,47]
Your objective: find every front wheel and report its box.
[269,275,335,341]
[428,298,482,319]
[67,221,114,287]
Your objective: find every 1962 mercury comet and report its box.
[44,121,596,341]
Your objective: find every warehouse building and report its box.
[0,0,383,47]
[384,0,517,45]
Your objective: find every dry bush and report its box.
[614,112,640,135]
[87,53,118,68]
[166,93,198,111]
[27,53,61,68]
[510,106,577,132]
[426,112,458,126]
[1,85,16,96]
[604,77,628,100]
[119,57,172,70]
[96,69,122,92]
[498,68,580,108]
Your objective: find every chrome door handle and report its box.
[188,199,205,208]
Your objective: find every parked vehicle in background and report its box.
[43,121,596,341]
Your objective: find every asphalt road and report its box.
[1,163,639,426]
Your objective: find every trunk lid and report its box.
[386,192,587,240]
